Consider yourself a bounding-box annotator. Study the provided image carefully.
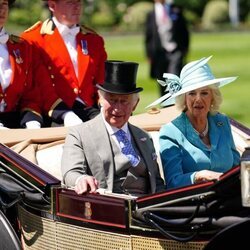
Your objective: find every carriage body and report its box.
[0,106,250,250]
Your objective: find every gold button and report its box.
[74,88,79,94]
[48,66,52,70]
[0,94,3,97]
[52,84,55,87]
[51,75,54,79]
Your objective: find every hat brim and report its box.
[172,76,236,98]
[146,76,237,108]
[96,84,143,95]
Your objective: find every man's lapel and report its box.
[129,124,154,169]
[208,115,223,151]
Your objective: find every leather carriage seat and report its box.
[148,131,164,179]
[28,126,249,182]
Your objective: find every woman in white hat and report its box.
[148,56,240,189]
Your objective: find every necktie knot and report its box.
[61,26,80,37]
[115,129,139,167]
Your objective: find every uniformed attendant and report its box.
[0,0,43,128]
[22,0,107,127]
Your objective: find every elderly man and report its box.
[61,61,165,196]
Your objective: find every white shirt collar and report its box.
[52,17,79,36]
[101,108,129,136]
[0,27,9,44]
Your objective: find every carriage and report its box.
[1,106,250,250]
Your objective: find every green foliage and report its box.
[184,9,200,29]
[91,13,115,29]
[90,1,115,29]
[239,0,250,22]
[202,0,229,30]
[119,2,153,32]
[8,0,49,32]
[6,0,250,32]
[175,0,209,17]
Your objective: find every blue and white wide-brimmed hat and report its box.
[146,56,237,108]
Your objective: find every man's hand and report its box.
[75,175,99,194]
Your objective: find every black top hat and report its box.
[96,60,143,94]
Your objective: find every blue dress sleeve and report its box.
[159,123,194,189]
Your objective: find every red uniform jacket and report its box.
[0,35,42,127]
[22,19,107,115]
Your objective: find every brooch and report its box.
[217,121,224,127]
[152,152,157,161]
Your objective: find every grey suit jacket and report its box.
[61,114,165,194]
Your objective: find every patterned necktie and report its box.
[115,129,139,167]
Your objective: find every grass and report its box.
[104,32,250,127]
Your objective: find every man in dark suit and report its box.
[144,0,190,97]
[61,61,165,196]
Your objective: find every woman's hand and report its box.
[194,170,223,183]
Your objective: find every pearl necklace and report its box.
[194,122,209,139]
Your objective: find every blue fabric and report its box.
[115,129,139,167]
[159,112,240,189]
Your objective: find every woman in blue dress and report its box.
[148,56,240,189]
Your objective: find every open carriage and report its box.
[0,106,250,250]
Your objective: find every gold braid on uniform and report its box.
[80,24,97,35]
[9,34,23,44]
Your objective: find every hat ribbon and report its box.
[146,74,181,108]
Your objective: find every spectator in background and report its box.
[0,0,43,129]
[147,56,240,189]
[144,0,189,97]
[22,0,107,127]
[61,60,165,196]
